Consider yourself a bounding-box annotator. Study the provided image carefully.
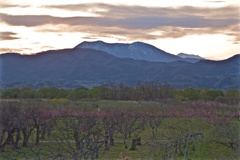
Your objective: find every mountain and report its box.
[0,47,239,90]
[177,53,204,60]
[75,41,197,63]
[176,53,204,63]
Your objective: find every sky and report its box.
[0,0,239,60]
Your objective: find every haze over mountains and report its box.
[0,41,239,90]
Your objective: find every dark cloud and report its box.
[0,12,238,29]
[0,32,19,40]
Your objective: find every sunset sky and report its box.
[0,0,239,60]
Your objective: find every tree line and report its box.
[0,82,239,103]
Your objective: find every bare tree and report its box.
[53,111,107,160]
[0,101,21,149]
[116,110,145,149]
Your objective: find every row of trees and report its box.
[0,100,239,159]
[1,82,239,103]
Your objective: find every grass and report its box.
[1,123,238,160]
[2,140,236,160]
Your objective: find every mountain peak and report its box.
[177,53,203,60]
[75,40,183,62]
[129,41,152,50]
[221,54,240,63]
[77,40,106,48]
[130,41,147,46]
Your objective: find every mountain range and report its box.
[0,41,239,90]
[76,41,202,63]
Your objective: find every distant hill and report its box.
[177,53,204,59]
[0,47,239,90]
[177,53,204,63]
[75,41,199,63]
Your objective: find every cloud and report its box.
[223,24,240,44]
[0,47,25,53]
[0,11,238,29]
[0,3,239,43]
[205,0,225,3]
[0,31,19,40]
[44,3,238,19]
[0,13,57,27]
[0,2,29,8]
[1,3,238,29]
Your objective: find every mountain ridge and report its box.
[75,41,195,63]
[0,46,239,90]
[177,53,204,60]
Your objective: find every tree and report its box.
[182,87,200,101]
[0,101,22,149]
[19,87,36,99]
[20,108,36,147]
[37,87,50,98]
[53,111,106,159]
[101,110,120,150]
[116,110,145,149]
[146,110,164,140]
[225,88,240,98]
[206,89,223,101]
[88,86,101,99]
[70,87,89,100]
[1,88,21,98]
